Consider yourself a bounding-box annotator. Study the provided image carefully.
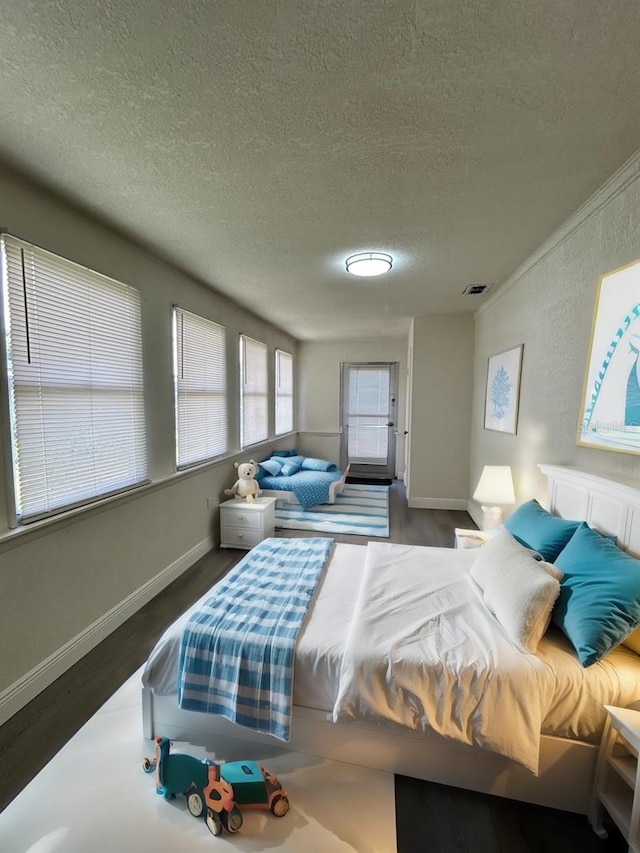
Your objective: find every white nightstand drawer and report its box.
[220,525,263,548]
[220,506,262,530]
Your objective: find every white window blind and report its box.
[1,235,148,523]
[174,307,227,468]
[240,335,268,448]
[347,365,390,464]
[275,349,293,435]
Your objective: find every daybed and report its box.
[256,452,349,507]
[141,465,640,815]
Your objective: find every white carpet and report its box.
[1,669,396,852]
[275,484,390,537]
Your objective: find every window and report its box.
[0,235,147,524]
[347,365,390,464]
[240,335,268,447]
[174,307,227,468]
[275,349,293,435]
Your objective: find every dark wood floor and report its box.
[394,775,626,852]
[0,482,627,850]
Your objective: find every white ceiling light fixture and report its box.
[345,252,393,277]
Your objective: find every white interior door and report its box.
[340,362,397,479]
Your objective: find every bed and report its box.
[141,465,640,814]
[256,453,350,507]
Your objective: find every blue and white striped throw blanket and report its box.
[177,537,334,741]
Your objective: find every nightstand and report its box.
[219,496,277,550]
[454,528,491,550]
[589,704,640,850]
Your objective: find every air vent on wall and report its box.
[462,283,492,296]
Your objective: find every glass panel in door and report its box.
[340,363,397,479]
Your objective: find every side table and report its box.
[219,496,277,550]
[454,528,492,550]
[589,704,640,850]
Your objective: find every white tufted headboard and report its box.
[538,464,640,558]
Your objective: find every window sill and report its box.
[0,436,297,551]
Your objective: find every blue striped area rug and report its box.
[275,483,389,537]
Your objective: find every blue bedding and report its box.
[260,468,343,508]
[177,537,333,740]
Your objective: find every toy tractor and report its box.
[143,736,242,835]
[220,760,290,818]
[142,737,290,836]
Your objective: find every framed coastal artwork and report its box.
[484,345,523,434]
[578,259,640,455]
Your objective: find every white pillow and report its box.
[539,560,564,582]
[469,528,561,654]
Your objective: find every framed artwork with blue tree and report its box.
[484,345,523,434]
[578,259,640,454]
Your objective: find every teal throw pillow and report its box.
[259,458,283,476]
[553,523,640,666]
[504,499,580,562]
[280,459,303,476]
[272,448,298,457]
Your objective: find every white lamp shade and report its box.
[473,465,516,506]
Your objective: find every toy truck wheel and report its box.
[271,795,290,817]
[187,790,205,818]
[142,758,154,773]
[206,809,223,836]
[221,806,243,833]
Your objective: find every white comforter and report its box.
[142,540,640,775]
[332,542,555,774]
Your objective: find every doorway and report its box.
[340,362,398,480]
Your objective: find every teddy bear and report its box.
[224,459,262,502]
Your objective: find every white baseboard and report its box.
[0,537,212,727]
[408,497,468,510]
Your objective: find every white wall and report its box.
[470,152,640,526]
[0,168,296,720]
[407,314,475,508]
[296,323,475,506]
[297,338,408,475]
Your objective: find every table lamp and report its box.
[473,465,516,531]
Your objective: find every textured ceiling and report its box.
[1,1,640,340]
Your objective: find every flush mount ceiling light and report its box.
[345,252,393,277]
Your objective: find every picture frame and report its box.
[484,345,523,434]
[577,259,640,455]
